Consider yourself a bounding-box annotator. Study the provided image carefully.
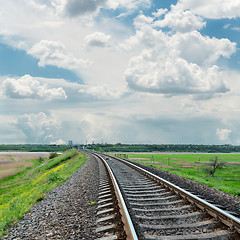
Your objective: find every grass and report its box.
[114,153,240,197]
[0,149,86,238]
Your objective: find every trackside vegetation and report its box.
[119,153,240,197]
[0,149,86,238]
[0,144,68,152]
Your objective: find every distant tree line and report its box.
[2,143,240,153]
[83,143,240,153]
[0,144,68,152]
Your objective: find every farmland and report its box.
[115,152,240,197]
[0,152,50,180]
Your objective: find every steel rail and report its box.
[93,152,138,240]
[109,154,240,235]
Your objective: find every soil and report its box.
[0,153,50,180]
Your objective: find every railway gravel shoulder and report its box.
[104,155,240,239]
[125,159,240,217]
[2,155,99,240]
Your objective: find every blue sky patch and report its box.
[0,43,82,82]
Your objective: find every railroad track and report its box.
[91,152,240,240]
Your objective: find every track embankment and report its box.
[2,155,99,240]
[3,152,240,240]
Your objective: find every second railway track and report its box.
[92,152,240,240]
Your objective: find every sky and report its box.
[0,0,240,145]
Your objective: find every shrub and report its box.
[49,152,58,159]
[36,194,45,202]
[47,173,63,183]
[203,156,225,177]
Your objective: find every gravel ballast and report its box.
[2,153,240,239]
[128,160,240,218]
[3,154,99,240]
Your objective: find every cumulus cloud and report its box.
[2,75,67,100]
[14,112,60,143]
[125,52,228,95]
[120,25,168,51]
[64,0,107,17]
[172,31,236,66]
[178,0,240,19]
[121,15,236,61]
[154,5,206,32]
[83,32,111,48]
[79,84,126,100]
[152,8,168,18]
[133,13,153,29]
[216,128,232,141]
[28,40,91,70]
[26,0,66,13]
[122,11,236,97]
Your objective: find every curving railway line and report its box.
[91,152,240,240]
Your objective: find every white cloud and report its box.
[25,0,66,14]
[79,84,126,100]
[83,32,111,48]
[2,75,67,100]
[121,14,236,63]
[80,113,115,141]
[172,31,236,66]
[178,0,240,19]
[122,13,236,97]
[125,52,228,96]
[152,8,168,18]
[133,12,153,29]
[50,139,66,145]
[28,40,92,70]
[154,5,206,32]
[223,24,231,29]
[120,25,168,52]
[1,0,240,146]
[34,0,152,18]
[14,112,60,143]
[107,0,151,11]
[216,128,232,141]
[232,27,240,32]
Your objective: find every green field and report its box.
[0,149,86,238]
[115,153,240,197]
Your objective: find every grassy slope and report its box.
[121,153,240,197]
[0,149,86,238]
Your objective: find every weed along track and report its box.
[92,152,240,240]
